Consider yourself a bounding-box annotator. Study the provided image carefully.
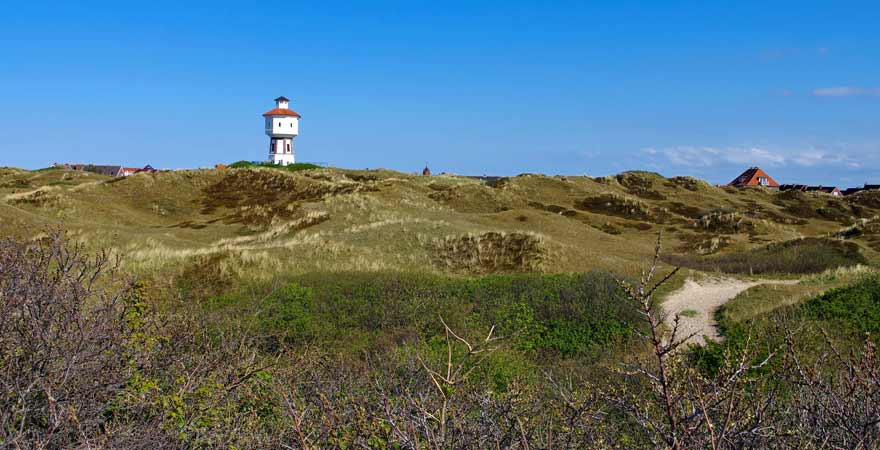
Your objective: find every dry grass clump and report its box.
[200,170,372,227]
[693,211,757,234]
[667,176,711,192]
[847,189,880,209]
[485,176,511,189]
[215,211,331,247]
[5,186,64,208]
[615,172,666,200]
[431,231,547,273]
[666,202,708,219]
[0,177,31,189]
[591,222,623,235]
[749,208,809,225]
[801,263,877,285]
[428,183,517,213]
[773,190,855,223]
[832,216,880,239]
[575,193,664,222]
[832,216,880,251]
[0,167,26,177]
[675,233,730,255]
[528,201,578,217]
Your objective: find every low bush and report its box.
[615,172,667,200]
[665,237,866,275]
[210,271,641,359]
[803,275,880,334]
[575,193,665,222]
[431,231,547,273]
[693,211,757,234]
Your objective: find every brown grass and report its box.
[575,193,663,222]
[431,231,548,273]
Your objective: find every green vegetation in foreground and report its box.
[665,237,867,275]
[691,267,880,376]
[229,160,322,172]
[803,274,880,334]
[204,271,642,360]
[678,309,698,318]
[7,232,880,448]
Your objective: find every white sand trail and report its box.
[663,277,799,345]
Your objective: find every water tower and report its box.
[262,96,301,165]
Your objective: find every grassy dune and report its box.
[2,165,878,282]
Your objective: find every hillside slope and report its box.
[2,166,878,280]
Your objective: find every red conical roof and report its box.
[262,108,301,118]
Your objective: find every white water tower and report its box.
[263,96,300,165]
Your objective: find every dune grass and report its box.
[664,237,867,275]
[2,166,878,281]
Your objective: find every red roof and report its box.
[728,167,779,188]
[262,108,301,118]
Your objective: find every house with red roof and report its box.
[727,167,780,189]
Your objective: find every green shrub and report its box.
[679,309,698,317]
[208,271,641,359]
[229,160,322,172]
[803,275,880,334]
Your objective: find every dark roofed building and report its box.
[780,184,842,196]
[87,165,123,177]
[57,163,154,177]
[842,184,880,196]
[805,186,842,196]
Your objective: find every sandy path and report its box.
[663,277,799,345]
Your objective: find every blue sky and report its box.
[1,1,878,186]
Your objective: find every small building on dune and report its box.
[88,165,124,177]
[805,186,842,197]
[728,167,780,189]
[56,163,156,177]
[779,184,842,197]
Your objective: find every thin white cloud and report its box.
[643,145,865,169]
[792,150,862,169]
[642,146,784,168]
[812,86,880,97]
